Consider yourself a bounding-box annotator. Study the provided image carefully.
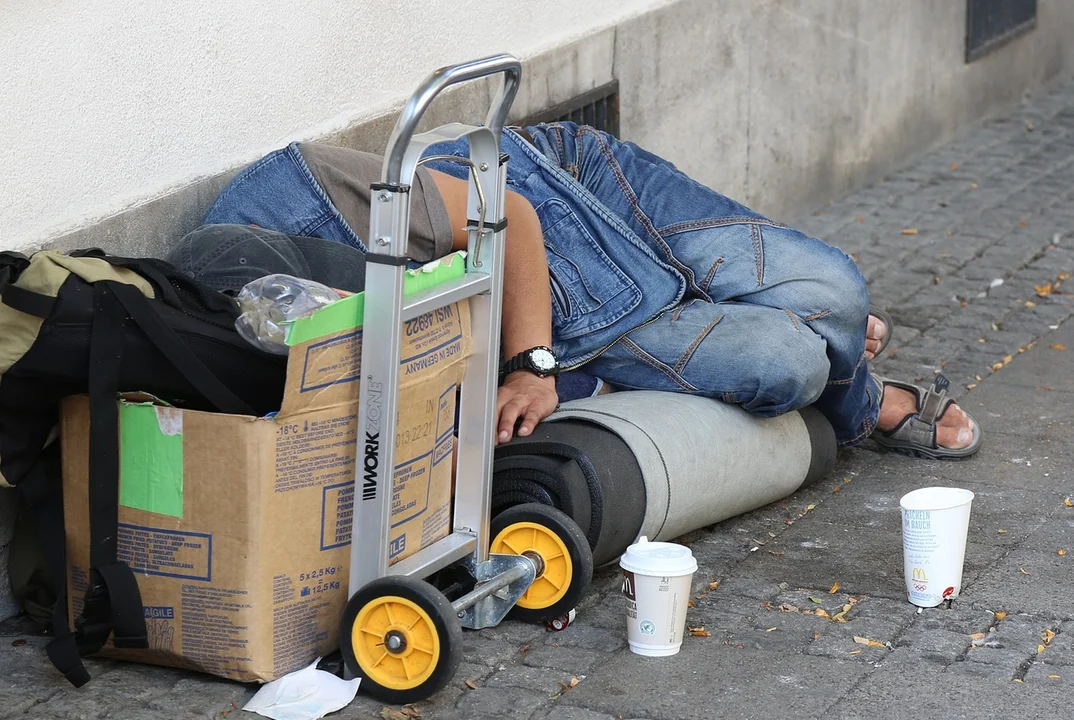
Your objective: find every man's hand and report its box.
[497,372,558,444]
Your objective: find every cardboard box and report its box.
[61,257,470,681]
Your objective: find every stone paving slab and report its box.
[6,74,1074,720]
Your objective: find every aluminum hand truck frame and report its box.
[337,55,593,705]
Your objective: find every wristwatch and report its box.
[502,346,560,378]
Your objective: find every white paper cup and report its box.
[900,487,974,607]
[620,537,698,657]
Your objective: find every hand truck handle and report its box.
[383,54,522,185]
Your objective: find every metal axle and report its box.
[451,555,536,616]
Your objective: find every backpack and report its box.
[0,248,287,686]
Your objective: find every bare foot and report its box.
[877,385,975,449]
[865,314,887,361]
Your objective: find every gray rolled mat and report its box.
[546,391,836,547]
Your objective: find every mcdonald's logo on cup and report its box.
[912,567,928,592]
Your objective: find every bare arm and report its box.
[428,169,558,443]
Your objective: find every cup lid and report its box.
[619,536,698,576]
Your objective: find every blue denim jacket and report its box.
[203,126,686,368]
[421,128,686,368]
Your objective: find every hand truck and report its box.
[337,55,594,705]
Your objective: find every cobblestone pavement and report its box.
[5,77,1074,720]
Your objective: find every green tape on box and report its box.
[119,402,184,518]
[284,251,468,346]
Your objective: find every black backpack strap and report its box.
[24,445,92,688]
[1,284,56,319]
[82,284,149,651]
[0,252,55,319]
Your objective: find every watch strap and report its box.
[501,346,557,377]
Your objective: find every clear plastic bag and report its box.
[235,274,341,355]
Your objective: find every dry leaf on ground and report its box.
[464,680,479,690]
[1059,550,1068,557]
[970,632,987,641]
[1066,498,1074,508]
[901,228,919,235]
[994,611,1008,620]
[1020,568,1031,575]
[765,627,778,632]
[768,550,785,557]
[1051,344,1067,351]
[853,636,887,648]
[688,627,711,637]
[814,608,831,619]
[1049,674,1061,679]
[829,582,840,594]
[709,580,720,590]
[849,649,862,655]
[778,603,799,613]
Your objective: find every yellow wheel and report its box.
[339,576,461,704]
[491,503,594,622]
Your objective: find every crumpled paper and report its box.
[243,659,360,720]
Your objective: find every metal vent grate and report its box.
[519,81,620,137]
[966,0,1037,62]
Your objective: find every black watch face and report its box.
[530,348,558,372]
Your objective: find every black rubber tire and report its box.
[339,575,462,705]
[490,503,594,623]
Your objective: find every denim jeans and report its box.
[425,123,880,446]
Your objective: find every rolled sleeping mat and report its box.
[492,391,836,566]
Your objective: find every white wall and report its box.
[0,0,672,251]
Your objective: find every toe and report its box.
[869,318,887,340]
[936,404,975,449]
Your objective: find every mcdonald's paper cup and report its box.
[900,487,974,607]
[620,537,697,657]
